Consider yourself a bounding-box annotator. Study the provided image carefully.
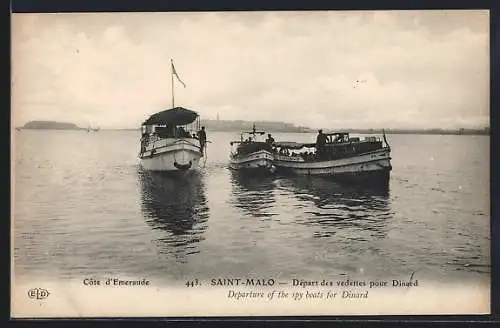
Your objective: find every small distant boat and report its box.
[272,130,392,183]
[138,59,203,172]
[229,124,275,174]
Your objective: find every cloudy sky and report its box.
[12,10,489,129]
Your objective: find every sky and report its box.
[11,10,489,130]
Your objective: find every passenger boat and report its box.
[139,107,203,171]
[228,124,276,174]
[138,60,203,172]
[272,131,392,183]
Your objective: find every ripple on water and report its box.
[13,131,490,284]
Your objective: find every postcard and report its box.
[11,10,490,317]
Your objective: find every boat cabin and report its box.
[230,125,274,157]
[140,107,201,154]
[273,131,389,162]
[322,132,384,155]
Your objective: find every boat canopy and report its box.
[142,107,199,126]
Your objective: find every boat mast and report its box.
[171,59,175,108]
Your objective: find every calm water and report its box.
[13,130,490,285]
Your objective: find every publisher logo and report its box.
[28,288,50,300]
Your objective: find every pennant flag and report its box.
[171,60,187,88]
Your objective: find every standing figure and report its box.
[266,133,275,146]
[140,133,147,154]
[197,126,207,155]
[316,129,327,159]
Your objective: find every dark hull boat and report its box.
[229,125,275,175]
[272,131,392,184]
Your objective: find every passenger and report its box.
[316,129,327,159]
[178,126,188,138]
[140,134,147,153]
[197,126,207,155]
[266,133,275,146]
[316,129,327,148]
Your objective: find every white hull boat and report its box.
[229,149,275,172]
[138,60,204,173]
[141,138,202,171]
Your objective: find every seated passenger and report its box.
[177,126,189,138]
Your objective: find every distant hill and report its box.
[21,121,85,130]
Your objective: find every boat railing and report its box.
[142,132,201,151]
[142,137,201,154]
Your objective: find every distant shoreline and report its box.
[17,120,490,136]
[16,127,490,136]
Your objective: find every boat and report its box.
[139,107,203,172]
[272,130,392,183]
[228,124,276,174]
[138,60,203,172]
